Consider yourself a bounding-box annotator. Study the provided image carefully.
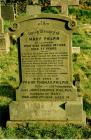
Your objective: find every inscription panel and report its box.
[17,19,76,101]
[21,30,69,80]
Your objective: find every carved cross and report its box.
[51,0,79,15]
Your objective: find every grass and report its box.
[0,44,19,87]
[0,124,90,139]
[4,20,11,33]
[69,7,91,23]
[73,30,91,96]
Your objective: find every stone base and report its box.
[7,117,86,128]
[7,97,86,127]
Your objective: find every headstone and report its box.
[0,1,10,54]
[26,0,41,16]
[0,17,3,33]
[51,0,79,15]
[26,5,41,15]
[0,33,10,54]
[7,1,86,127]
[1,4,15,20]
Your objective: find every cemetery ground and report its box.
[0,9,91,138]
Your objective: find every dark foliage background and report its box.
[5,0,91,13]
[5,0,91,6]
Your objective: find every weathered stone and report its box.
[11,15,77,101]
[9,101,66,121]
[7,97,86,126]
[26,5,41,16]
[26,0,41,16]
[1,4,15,20]
[0,2,10,54]
[0,17,4,33]
[51,0,79,7]
[0,33,10,54]
[7,119,86,128]
[66,97,86,124]
[7,1,86,126]
[72,47,80,54]
[0,1,4,33]
[5,33,10,53]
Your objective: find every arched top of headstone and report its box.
[10,13,77,37]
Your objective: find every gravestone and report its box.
[26,5,41,15]
[7,1,86,127]
[0,33,10,54]
[0,1,10,54]
[26,0,41,16]
[51,0,79,15]
[1,4,15,20]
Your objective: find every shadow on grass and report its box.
[83,95,91,113]
[0,105,9,127]
[0,82,16,127]
[0,82,16,100]
[83,95,91,125]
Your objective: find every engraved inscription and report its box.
[16,19,76,101]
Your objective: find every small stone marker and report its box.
[72,47,80,54]
[26,5,41,15]
[13,3,18,18]
[51,0,79,15]
[0,33,10,54]
[7,0,86,127]
[26,0,41,16]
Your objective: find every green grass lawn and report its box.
[0,123,91,139]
